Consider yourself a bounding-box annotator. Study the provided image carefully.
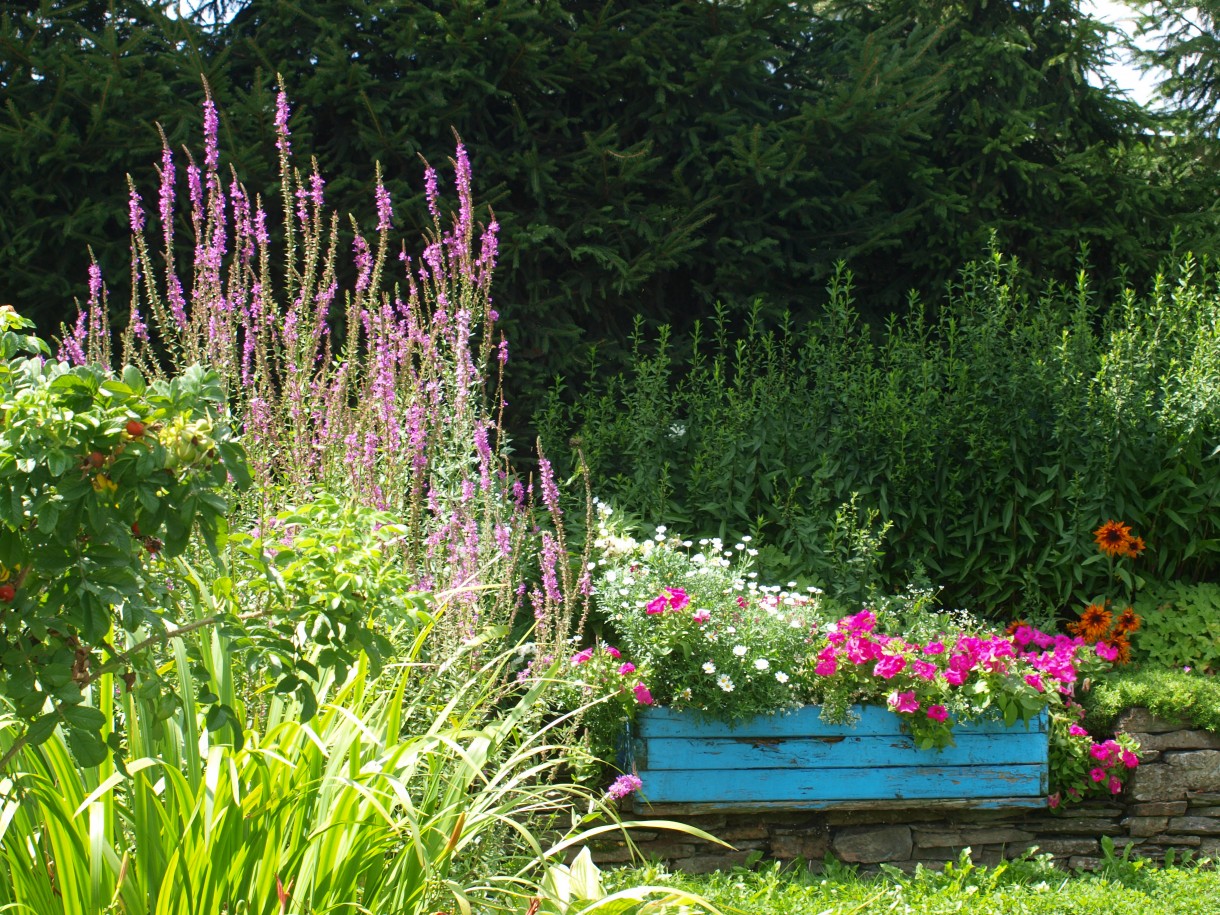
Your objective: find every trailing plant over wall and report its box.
[541,250,1220,618]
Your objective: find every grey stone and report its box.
[1127,801,1188,816]
[1031,817,1123,836]
[1127,751,1220,801]
[1167,816,1220,835]
[770,832,829,860]
[719,823,769,841]
[1121,816,1169,837]
[1068,856,1102,871]
[832,826,913,864]
[1143,834,1202,847]
[1031,837,1101,857]
[1117,708,1191,733]
[913,827,1036,848]
[1191,806,1220,816]
[682,850,761,874]
[1134,730,1220,752]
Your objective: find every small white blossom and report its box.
[775,671,790,684]
[733,645,748,657]
[717,675,735,692]
[702,661,717,674]
[753,658,770,671]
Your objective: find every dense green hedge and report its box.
[4,0,1217,416]
[541,251,1220,618]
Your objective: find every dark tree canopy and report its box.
[2,0,1217,412]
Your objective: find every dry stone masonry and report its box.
[597,708,1220,873]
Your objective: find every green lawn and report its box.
[604,851,1220,915]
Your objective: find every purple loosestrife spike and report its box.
[128,183,145,234]
[353,234,373,293]
[274,89,291,154]
[423,164,441,221]
[202,94,220,172]
[454,140,473,241]
[375,182,393,231]
[59,312,87,365]
[309,170,325,209]
[538,453,562,519]
[159,144,175,240]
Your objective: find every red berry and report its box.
[87,450,106,468]
[131,522,141,537]
[0,584,14,603]
[126,419,145,437]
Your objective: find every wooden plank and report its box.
[629,796,1049,815]
[635,763,1047,804]
[636,705,1048,740]
[640,730,1047,771]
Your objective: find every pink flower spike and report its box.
[926,704,948,723]
[606,774,642,800]
[633,682,654,705]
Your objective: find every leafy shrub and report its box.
[1131,581,1220,673]
[543,252,1220,618]
[0,308,249,764]
[1082,665,1220,734]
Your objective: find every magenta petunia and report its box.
[926,704,948,722]
[645,595,668,615]
[665,587,690,610]
[887,690,919,714]
[633,682,654,705]
[618,662,637,676]
[570,648,594,665]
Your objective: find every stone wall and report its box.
[596,708,1220,873]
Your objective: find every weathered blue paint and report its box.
[628,705,1049,809]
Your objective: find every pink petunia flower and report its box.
[1024,673,1045,693]
[645,595,668,615]
[926,704,948,722]
[665,587,690,610]
[1095,641,1119,662]
[923,640,946,655]
[604,645,622,659]
[618,662,637,676]
[1069,724,1088,737]
[912,660,939,680]
[1109,776,1123,794]
[815,658,838,677]
[873,654,907,680]
[633,682,654,705]
[571,648,594,665]
[888,690,919,714]
[692,609,711,624]
[1089,767,1107,783]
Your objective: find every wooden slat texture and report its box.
[635,763,1047,804]
[629,705,1050,808]
[641,732,1048,770]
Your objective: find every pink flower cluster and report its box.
[646,587,690,614]
[813,612,1102,720]
[570,643,652,705]
[1088,739,1140,794]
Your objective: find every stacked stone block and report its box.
[593,708,1220,873]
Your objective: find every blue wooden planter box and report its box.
[626,705,1049,812]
